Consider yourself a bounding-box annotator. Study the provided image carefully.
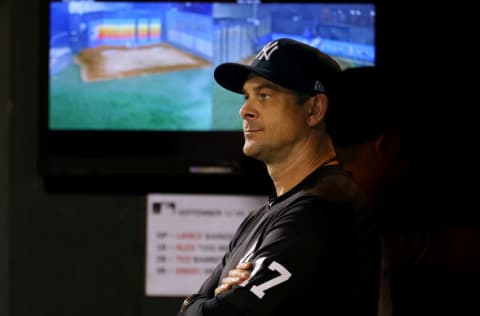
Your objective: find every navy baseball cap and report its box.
[214,38,341,96]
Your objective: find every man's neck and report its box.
[268,140,337,197]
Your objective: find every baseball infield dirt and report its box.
[75,42,211,82]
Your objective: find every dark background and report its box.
[1,1,472,316]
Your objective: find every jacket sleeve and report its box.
[176,252,249,316]
[177,211,262,316]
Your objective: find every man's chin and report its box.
[243,144,259,159]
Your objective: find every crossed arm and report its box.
[213,262,253,296]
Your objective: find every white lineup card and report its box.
[145,193,266,297]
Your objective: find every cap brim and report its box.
[214,62,281,95]
[214,63,253,94]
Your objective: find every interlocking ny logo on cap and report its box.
[256,41,279,61]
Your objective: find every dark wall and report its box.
[8,1,183,315]
[1,0,11,314]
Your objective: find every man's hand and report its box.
[214,262,253,296]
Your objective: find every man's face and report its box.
[239,75,311,164]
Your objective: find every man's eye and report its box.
[259,93,271,100]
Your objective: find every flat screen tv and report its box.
[39,0,377,192]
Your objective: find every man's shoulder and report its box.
[304,165,366,204]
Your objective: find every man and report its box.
[178,38,381,316]
[326,66,412,316]
[327,66,480,315]
[326,66,412,211]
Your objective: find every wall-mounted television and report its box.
[39,0,377,193]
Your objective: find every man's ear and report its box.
[306,93,328,127]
